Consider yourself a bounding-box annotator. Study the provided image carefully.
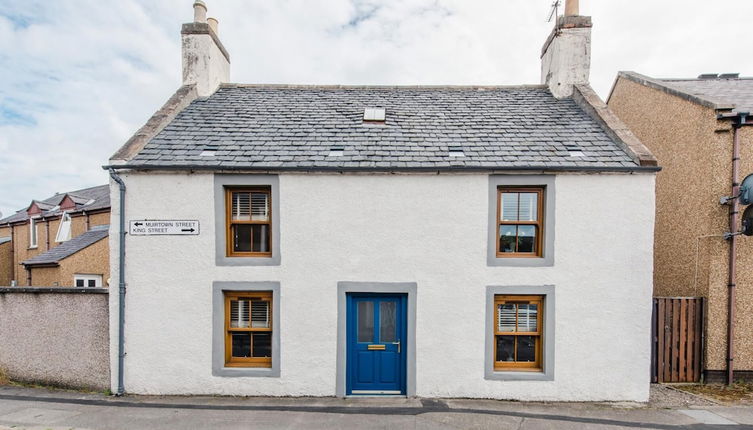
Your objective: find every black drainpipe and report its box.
[722,111,750,385]
[109,169,127,396]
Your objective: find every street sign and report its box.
[129,220,200,236]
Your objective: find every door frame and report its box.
[336,282,417,397]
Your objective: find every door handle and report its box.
[393,340,401,353]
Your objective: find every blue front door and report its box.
[346,294,407,395]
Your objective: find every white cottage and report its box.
[107,0,658,401]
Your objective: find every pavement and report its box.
[0,385,752,429]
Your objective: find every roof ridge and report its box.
[219,83,549,90]
[616,71,737,111]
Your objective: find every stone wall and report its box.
[0,288,110,390]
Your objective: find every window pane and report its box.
[252,333,272,358]
[251,300,269,328]
[233,225,253,252]
[231,333,251,357]
[499,225,517,253]
[76,279,85,287]
[251,225,270,253]
[496,336,515,362]
[518,193,538,221]
[518,304,538,332]
[251,193,269,221]
[232,192,251,221]
[498,304,517,332]
[380,301,396,343]
[500,193,519,221]
[88,280,96,287]
[517,225,536,253]
[357,301,374,343]
[230,299,250,328]
[516,336,537,362]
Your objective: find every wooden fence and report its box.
[652,297,704,383]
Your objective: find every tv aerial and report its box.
[547,1,561,22]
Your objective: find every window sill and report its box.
[216,255,280,267]
[487,256,552,267]
[494,367,542,372]
[28,246,38,250]
[224,362,272,368]
[213,365,279,378]
[485,369,552,381]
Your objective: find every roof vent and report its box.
[720,73,740,79]
[565,145,585,157]
[363,107,386,123]
[698,73,719,79]
[328,146,345,157]
[449,146,465,157]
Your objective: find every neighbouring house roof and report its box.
[21,225,109,267]
[0,237,10,245]
[616,72,753,114]
[116,84,654,172]
[0,184,109,226]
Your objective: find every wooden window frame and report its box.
[225,187,273,258]
[224,291,273,368]
[496,187,544,258]
[494,295,543,371]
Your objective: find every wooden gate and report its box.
[652,298,704,383]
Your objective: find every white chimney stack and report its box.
[182,1,230,97]
[540,0,591,99]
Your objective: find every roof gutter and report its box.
[103,164,661,174]
[108,169,127,397]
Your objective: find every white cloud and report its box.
[1,0,752,217]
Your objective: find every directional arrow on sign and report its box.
[181,228,195,233]
[134,222,143,227]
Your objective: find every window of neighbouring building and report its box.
[55,212,72,242]
[29,218,39,248]
[497,187,544,257]
[74,274,102,288]
[494,295,543,371]
[224,291,272,368]
[225,187,272,257]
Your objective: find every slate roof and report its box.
[0,237,10,245]
[0,184,110,225]
[21,225,109,266]
[124,85,642,171]
[659,78,753,114]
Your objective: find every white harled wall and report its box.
[109,171,655,401]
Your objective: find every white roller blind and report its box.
[55,213,72,242]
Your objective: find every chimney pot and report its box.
[565,0,579,16]
[207,17,219,34]
[193,0,207,23]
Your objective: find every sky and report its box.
[1,0,752,218]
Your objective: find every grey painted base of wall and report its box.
[704,370,753,384]
[0,288,110,390]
